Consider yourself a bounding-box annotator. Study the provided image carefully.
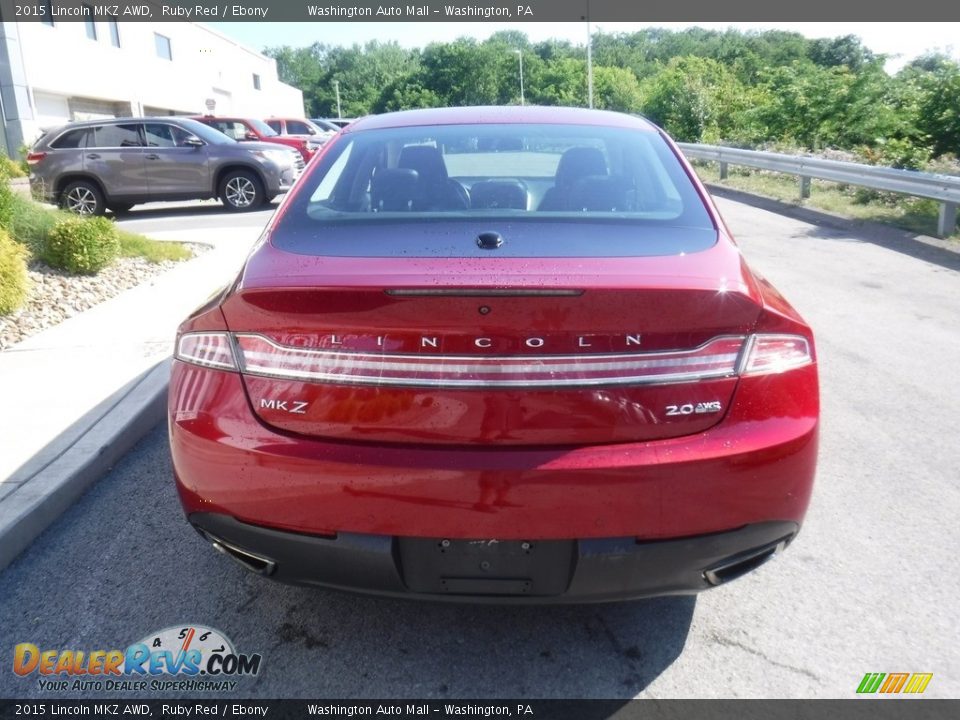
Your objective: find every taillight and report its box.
[175,332,813,384]
[739,334,813,376]
[175,332,237,371]
[26,151,47,165]
[233,334,746,388]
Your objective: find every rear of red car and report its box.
[168,107,818,602]
[192,116,317,162]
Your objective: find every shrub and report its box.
[0,154,25,178]
[42,216,120,275]
[0,229,29,315]
[0,174,17,231]
[3,192,57,254]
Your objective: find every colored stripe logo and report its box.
[857,673,933,694]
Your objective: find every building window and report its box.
[253,74,261,91]
[41,0,54,26]
[154,33,172,61]
[109,20,120,48]
[83,5,96,39]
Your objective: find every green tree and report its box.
[529,57,586,107]
[592,66,643,113]
[641,56,759,143]
[904,56,960,157]
[374,75,442,112]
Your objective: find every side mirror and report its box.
[183,136,204,147]
[244,131,259,141]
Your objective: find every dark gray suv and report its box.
[27,117,302,215]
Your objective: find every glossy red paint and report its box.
[170,236,819,537]
[342,106,658,133]
[168,107,819,598]
[169,361,817,540]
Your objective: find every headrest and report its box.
[555,147,608,187]
[371,168,418,211]
[398,145,448,185]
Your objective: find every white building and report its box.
[0,19,304,155]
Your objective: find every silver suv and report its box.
[27,117,301,215]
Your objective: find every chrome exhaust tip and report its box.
[200,531,277,576]
[703,537,789,587]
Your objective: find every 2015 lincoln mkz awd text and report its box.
[168,106,818,602]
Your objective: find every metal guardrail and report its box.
[678,143,960,238]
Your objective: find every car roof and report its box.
[48,116,202,129]
[345,106,658,133]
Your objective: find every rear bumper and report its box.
[190,512,798,603]
[170,362,818,542]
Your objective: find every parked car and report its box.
[169,106,819,602]
[192,115,319,162]
[265,117,335,145]
[313,117,354,129]
[310,118,342,133]
[27,116,300,215]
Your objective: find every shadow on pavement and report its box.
[0,424,695,700]
[709,184,960,273]
[251,584,696,699]
[113,201,278,222]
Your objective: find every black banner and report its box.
[2,0,960,22]
[2,701,960,720]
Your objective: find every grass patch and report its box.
[2,192,192,264]
[692,161,960,240]
[117,228,191,263]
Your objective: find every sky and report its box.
[207,21,959,73]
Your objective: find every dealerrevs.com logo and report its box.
[13,625,262,693]
[857,672,933,695]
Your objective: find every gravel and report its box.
[0,247,206,350]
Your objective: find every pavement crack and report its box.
[709,632,821,682]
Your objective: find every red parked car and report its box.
[169,106,819,602]
[191,115,318,163]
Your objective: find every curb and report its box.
[0,359,169,572]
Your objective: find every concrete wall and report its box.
[11,21,303,149]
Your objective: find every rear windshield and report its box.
[273,123,716,258]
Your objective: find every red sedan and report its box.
[168,106,818,602]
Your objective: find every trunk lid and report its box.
[221,238,761,446]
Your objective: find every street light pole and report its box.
[586,18,594,109]
[333,80,342,119]
[515,49,525,106]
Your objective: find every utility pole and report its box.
[515,49,525,106]
[586,17,594,109]
[333,80,342,119]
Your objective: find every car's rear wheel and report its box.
[59,180,105,216]
[219,170,263,212]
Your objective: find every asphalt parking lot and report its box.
[0,195,958,699]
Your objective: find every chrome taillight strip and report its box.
[233,334,746,388]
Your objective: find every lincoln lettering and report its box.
[313,334,642,350]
